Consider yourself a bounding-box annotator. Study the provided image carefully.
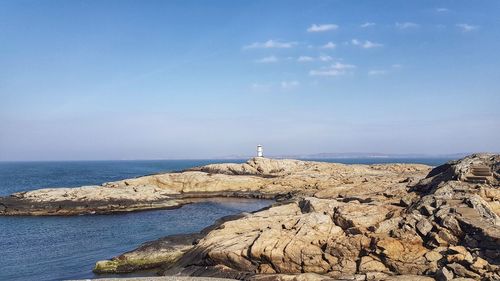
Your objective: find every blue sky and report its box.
[1,0,499,160]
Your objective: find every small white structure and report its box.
[257,145,263,157]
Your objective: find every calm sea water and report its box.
[0,158,452,281]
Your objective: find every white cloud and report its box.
[296,55,333,62]
[361,22,376,28]
[309,69,344,76]
[319,55,333,62]
[363,41,383,48]
[255,56,278,63]
[436,8,449,12]
[307,24,339,32]
[309,62,356,77]
[281,81,300,89]
[251,81,300,91]
[351,39,383,49]
[297,56,314,62]
[391,64,402,68]
[331,62,356,70]
[321,42,336,49]
[456,23,479,32]
[244,40,296,49]
[396,22,420,29]
[368,70,387,75]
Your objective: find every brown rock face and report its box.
[2,153,500,280]
[0,157,429,215]
[158,154,499,280]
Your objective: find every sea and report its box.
[0,158,453,281]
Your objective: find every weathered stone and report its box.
[424,251,442,262]
[375,236,428,275]
[446,246,473,264]
[400,193,417,207]
[333,274,366,281]
[374,217,401,234]
[470,256,488,271]
[440,216,462,237]
[435,206,451,220]
[365,271,389,280]
[325,235,370,276]
[93,233,202,273]
[383,276,434,281]
[426,232,447,248]
[358,256,388,273]
[420,204,436,216]
[447,263,480,279]
[333,203,393,231]
[437,229,459,245]
[435,266,454,281]
[416,219,433,236]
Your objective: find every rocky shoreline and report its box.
[1,154,499,280]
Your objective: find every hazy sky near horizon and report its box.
[1,0,499,160]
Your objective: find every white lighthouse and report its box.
[257,145,263,157]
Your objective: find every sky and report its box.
[0,0,499,160]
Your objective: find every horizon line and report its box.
[1,151,496,162]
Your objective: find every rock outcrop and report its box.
[156,154,499,280]
[92,154,500,281]
[2,154,500,280]
[94,233,203,274]
[0,157,429,215]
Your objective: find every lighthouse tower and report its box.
[257,145,263,157]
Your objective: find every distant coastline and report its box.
[217,152,476,160]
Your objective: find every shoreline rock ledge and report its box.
[92,154,499,281]
[2,154,500,281]
[0,156,430,216]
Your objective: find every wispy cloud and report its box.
[296,55,333,62]
[255,56,278,63]
[396,22,420,29]
[307,24,339,32]
[244,40,296,49]
[368,70,387,76]
[436,8,449,12]
[363,41,383,48]
[281,81,300,90]
[392,64,402,68]
[351,39,383,49]
[331,62,356,70]
[456,23,479,32]
[320,42,336,49]
[319,55,333,62]
[361,22,376,28]
[309,62,356,77]
[297,56,314,62]
[251,81,300,92]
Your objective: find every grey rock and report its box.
[416,219,433,236]
[420,204,436,216]
[435,266,454,281]
[447,263,480,279]
[440,216,462,237]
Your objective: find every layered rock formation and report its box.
[96,154,499,281]
[0,157,429,215]
[2,154,499,280]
